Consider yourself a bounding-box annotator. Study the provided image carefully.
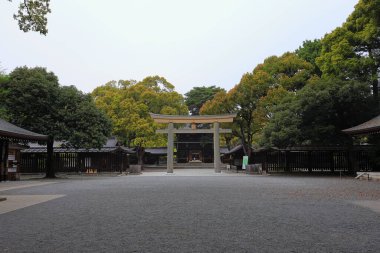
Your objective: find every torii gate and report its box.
[150,113,236,173]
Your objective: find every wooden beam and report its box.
[150,113,236,124]
[156,128,232,134]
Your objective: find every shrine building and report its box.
[150,113,236,173]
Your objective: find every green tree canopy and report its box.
[253,52,314,91]
[252,86,292,144]
[260,93,299,148]
[316,0,380,101]
[262,78,375,147]
[8,0,51,35]
[0,71,10,120]
[201,52,313,154]
[0,66,112,148]
[92,76,188,164]
[228,71,271,154]
[200,90,232,115]
[56,85,112,148]
[185,86,225,115]
[200,90,238,148]
[204,1,380,150]
[295,39,322,76]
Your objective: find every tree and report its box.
[260,94,300,148]
[200,90,230,115]
[345,0,380,101]
[136,75,175,92]
[227,71,271,155]
[316,0,380,102]
[200,90,237,148]
[253,86,291,144]
[0,72,9,120]
[0,66,112,176]
[317,27,370,82]
[92,76,188,165]
[8,0,51,35]
[201,53,313,155]
[2,66,61,135]
[262,78,375,147]
[185,86,225,115]
[56,86,112,148]
[253,52,313,91]
[295,39,322,76]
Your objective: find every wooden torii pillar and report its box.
[150,113,236,173]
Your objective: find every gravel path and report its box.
[0,172,379,252]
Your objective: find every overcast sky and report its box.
[1,0,358,95]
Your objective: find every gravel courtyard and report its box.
[1,171,380,252]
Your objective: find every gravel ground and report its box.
[0,172,380,253]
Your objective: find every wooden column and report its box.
[0,140,7,181]
[45,136,55,178]
[167,122,174,173]
[213,122,221,173]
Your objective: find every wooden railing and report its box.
[250,146,377,173]
[20,151,129,173]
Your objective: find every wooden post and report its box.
[2,140,9,181]
[167,122,174,173]
[285,150,290,172]
[263,150,268,173]
[119,151,124,173]
[45,136,55,178]
[330,151,335,173]
[76,153,81,173]
[346,147,355,176]
[213,122,221,173]
[0,140,5,182]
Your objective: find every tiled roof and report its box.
[21,136,135,154]
[222,144,243,155]
[0,118,48,141]
[145,147,167,155]
[342,115,380,135]
[104,137,119,147]
[22,146,135,154]
[220,147,229,154]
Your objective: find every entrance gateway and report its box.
[150,113,236,173]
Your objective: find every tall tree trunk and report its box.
[225,135,232,150]
[372,68,379,105]
[239,124,248,155]
[369,49,379,108]
[372,74,379,108]
[137,146,145,165]
[247,146,252,159]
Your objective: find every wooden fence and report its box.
[20,151,130,173]
[250,146,377,173]
[20,146,378,174]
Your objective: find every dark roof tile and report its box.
[0,118,48,141]
[342,115,380,135]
